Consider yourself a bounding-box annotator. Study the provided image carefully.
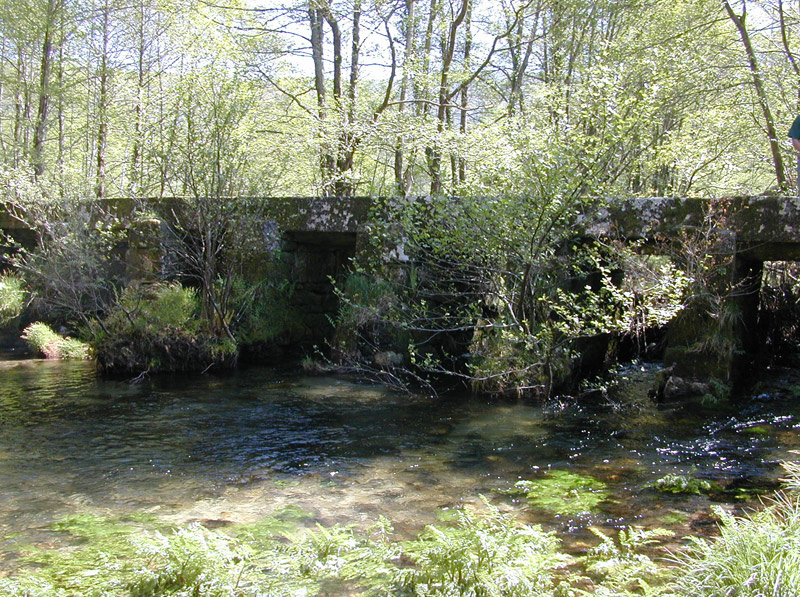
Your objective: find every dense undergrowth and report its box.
[3,466,800,597]
[90,282,237,374]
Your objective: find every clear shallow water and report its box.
[1,358,799,569]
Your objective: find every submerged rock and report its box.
[661,376,713,400]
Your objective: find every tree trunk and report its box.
[724,1,788,190]
[130,0,146,196]
[394,0,416,195]
[32,0,59,178]
[429,0,468,195]
[96,0,110,199]
[57,9,65,193]
[309,7,336,195]
[458,0,471,185]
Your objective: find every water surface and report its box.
[1,358,798,569]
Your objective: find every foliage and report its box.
[91,282,236,375]
[335,192,693,398]
[335,272,399,343]
[0,167,126,331]
[330,271,422,390]
[510,471,610,517]
[583,526,673,595]
[0,0,795,200]
[225,276,302,347]
[0,273,26,327]
[21,322,91,360]
[393,501,566,597]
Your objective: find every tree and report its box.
[723,0,788,191]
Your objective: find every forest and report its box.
[2,0,799,199]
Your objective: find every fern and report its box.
[394,500,566,596]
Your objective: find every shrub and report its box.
[103,282,198,334]
[21,322,90,359]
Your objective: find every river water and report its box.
[1,357,799,571]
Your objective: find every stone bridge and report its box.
[3,195,800,380]
[274,195,800,386]
[580,196,800,260]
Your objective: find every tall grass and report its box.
[670,495,800,596]
[0,273,25,326]
[21,322,91,359]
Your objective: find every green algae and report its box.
[650,471,718,495]
[511,470,610,516]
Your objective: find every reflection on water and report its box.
[0,359,799,568]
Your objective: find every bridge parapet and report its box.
[581,196,800,260]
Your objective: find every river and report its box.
[0,357,798,573]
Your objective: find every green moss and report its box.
[233,506,316,546]
[12,513,158,595]
[730,487,769,501]
[658,510,690,526]
[49,512,160,538]
[511,470,610,516]
[744,425,772,436]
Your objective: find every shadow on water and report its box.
[1,358,799,567]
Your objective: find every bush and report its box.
[21,322,90,359]
[103,282,198,333]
